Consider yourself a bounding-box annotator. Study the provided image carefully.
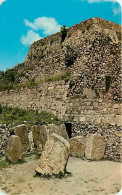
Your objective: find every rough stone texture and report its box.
[35,133,70,175]
[12,124,30,153]
[31,124,68,152]
[31,125,47,152]
[58,124,69,140]
[72,123,122,162]
[0,18,121,161]
[0,124,10,156]
[5,135,22,163]
[69,136,86,158]
[85,133,106,160]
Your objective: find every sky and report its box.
[0,0,121,71]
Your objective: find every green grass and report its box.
[0,160,10,170]
[0,105,61,128]
[0,70,71,91]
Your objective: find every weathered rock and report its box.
[35,133,70,176]
[85,133,106,160]
[44,124,59,135]
[5,135,22,163]
[69,136,86,157]
[12,124,30,152]
[31,125,47,152]
[58,124,69,140]
[31,124,68,152]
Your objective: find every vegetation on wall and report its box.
[0,105,61,128]
[0,68,71,91]
[60,25,67,43]
[64,45,77,67]
[0,70,16,91]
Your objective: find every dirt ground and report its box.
[0,155,121,195]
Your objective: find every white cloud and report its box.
[113,5,121,15]
[82,0,122,15]
[21,30,42,46]
[0,0,6,6]
[24,17,61,35]
[88,0,121,3]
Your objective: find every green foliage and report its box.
[0,70,15,91]
[0,160,10,170]
[60,25,67,42]
[44,72,71,83]
[82,30,85,34]
[5,69,15,82]
[64,45,77,67]
[35,172,52,178]
[55,171,64,179]
[0,106,61,128]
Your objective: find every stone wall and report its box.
[71,123,121,162]
[0,17,121,161]
[0,81,69,120]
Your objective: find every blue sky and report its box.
[0,0,121,71]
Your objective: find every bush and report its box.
[64,45,77,67]
[60,25,67,42]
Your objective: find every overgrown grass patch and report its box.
[0,160,10,170]
[0,105,61,128]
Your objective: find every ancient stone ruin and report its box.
[85,133,106,160]
[5,135,22,163]
[11,124,30,153]
[0,17,121,162]
[69,136,86,158]
[35,133,70,176]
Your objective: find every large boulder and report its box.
[85,133,106,160]
[69,136,86,158]
[31,124,69,152]
[35,133,70,176]
[5,135,22,163]
[12,124,30,153]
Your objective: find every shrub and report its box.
[64,45,77,67]
[60,25,67,42]
[0,105,61,128]
[82,30,85,34]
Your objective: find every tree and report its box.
[60,25,67,42]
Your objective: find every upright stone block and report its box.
[35,133,70,176]
[31,124,68,152]
[5,135,22,163]
[85,133,106,160]
[31,125,47,152]
[12,124,30,152]
[69,136,86,158]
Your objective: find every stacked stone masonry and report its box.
[0,18,121,161]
